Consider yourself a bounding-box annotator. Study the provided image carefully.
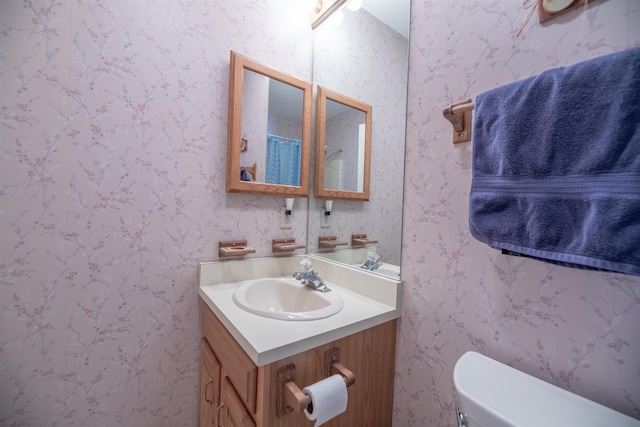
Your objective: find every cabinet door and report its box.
[199,339,221,427]
[220,377,256,427]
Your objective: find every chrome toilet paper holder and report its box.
[276,347,356,417]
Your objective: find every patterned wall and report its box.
[0,1,312,425]
[2,0,639,426]
[395,1,640,425]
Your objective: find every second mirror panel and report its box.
[308,1,410,278]
[315,86,371,200]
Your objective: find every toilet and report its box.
[453,351,640,427]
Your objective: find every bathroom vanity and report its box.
[197,255,402,427]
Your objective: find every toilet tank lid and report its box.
[453,351,640,427]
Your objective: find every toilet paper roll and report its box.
[303,374,348,426]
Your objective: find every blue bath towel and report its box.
[469,47,640,276]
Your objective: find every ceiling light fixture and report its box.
[307,0,322,12]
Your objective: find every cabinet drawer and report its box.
[200,300,258,414]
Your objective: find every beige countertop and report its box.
[198,255,402,366]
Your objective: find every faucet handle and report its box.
[299,257,312,272]
[367,251,380,261]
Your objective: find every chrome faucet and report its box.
[361,252,383,271]
[293,258,331,293]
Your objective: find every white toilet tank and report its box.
[453,351,640,427]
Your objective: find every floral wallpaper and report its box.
[395,0,640,426]
[0,1,312,425]
[2,0,639,426]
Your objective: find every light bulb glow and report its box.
[328,9,343,26]
[306,0,321,11]
[347,0,362,11]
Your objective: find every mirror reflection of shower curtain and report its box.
[265,135,301,186]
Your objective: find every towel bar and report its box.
[443,99,474,144]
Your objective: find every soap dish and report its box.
[219,240,256,258]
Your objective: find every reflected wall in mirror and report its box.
[308,1,410,278]
[315,86,372,200]
[226,51,312,196]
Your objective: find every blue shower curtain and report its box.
[265,135,301,186]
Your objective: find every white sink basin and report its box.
[232,277,344,320]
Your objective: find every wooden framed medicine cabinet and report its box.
[315,86,372,201]
[226,51,312,197]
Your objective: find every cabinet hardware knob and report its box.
[217,402,226,427]
[204,377,213,404]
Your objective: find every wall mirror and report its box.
[315,86,372,201]
[308,0,410,280]
[226,51,312,196]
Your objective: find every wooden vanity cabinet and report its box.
[199,338,221,427]
[199,299,397,427]
[220,377,256,427]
